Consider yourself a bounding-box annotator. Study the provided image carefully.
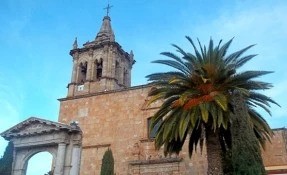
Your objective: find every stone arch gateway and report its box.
[0,117,82,175]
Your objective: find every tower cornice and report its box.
[69,41,133,63]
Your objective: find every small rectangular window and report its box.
[147,117,162,139]
[77,85,84,91]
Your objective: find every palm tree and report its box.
[146,37,278,174]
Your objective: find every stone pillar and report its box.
[75,64,81,84]
[118,62,124,85]
[70,145,82,175]
[54,143,67,175]
[102,46,109,77]
[12,169,25,175]
[91,61,95,81]
[12,151,25,175]
[86,61,93,81]
[71,59,78,83]
[128,69,131,86]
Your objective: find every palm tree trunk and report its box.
[206,129,223,175]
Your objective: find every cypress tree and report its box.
[230,91,266,175]
[0,141,14,175]
[100,148,114,175]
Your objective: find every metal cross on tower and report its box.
[104,3,113,16]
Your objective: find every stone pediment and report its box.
[1,117,80,139]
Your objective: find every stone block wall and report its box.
[58,85,286,175]
[59,85,208,174]
[262,128,287,174]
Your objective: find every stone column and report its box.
[128,69,131,86]
[102,46,109,77]
[86,61,93,81]
[12,150,25,175]
[54,143,67,175]
[68,58,78,97]
[75,64,81,84]
[118,62,123,85]
[91,61,95,81]
[70,145,82,175]
[12,169,25,175]
[71,59,78,83]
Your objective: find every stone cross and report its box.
[104,3,113,16]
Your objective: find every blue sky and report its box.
[0,0,287,173]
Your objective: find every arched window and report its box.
[78,61,87,83]
[94,58,103,80]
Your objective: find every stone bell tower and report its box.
[67,14,135,97]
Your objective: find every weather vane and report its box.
[104,3,113,16]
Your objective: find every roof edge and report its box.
[58,83,153,102]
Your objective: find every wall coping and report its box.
[58,84,152,101]
[129,157,182,166]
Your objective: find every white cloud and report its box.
[191,2,287,43]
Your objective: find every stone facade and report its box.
[59,86,208,175]
[59,85,287,175]
[262,128,287,174]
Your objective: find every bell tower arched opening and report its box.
[77,61,88,84]
[95,58,103,80]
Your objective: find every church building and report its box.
[57,12,287,175]
[58,13,207,174]
[1,9,287,175]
